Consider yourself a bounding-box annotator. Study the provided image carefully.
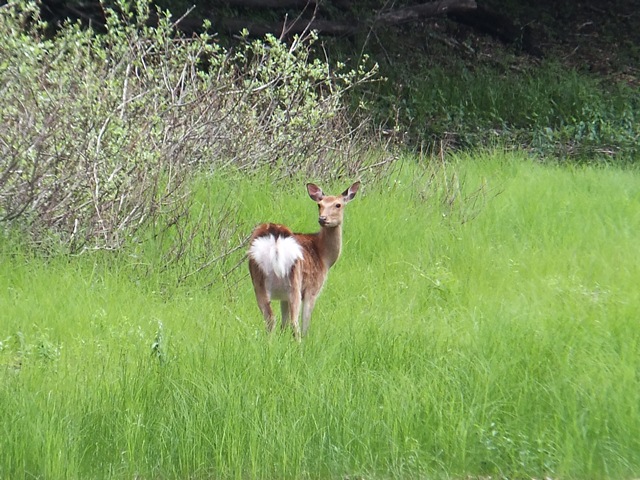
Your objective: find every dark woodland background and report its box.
[31,0,640,158]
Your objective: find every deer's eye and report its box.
[335,203,342,209]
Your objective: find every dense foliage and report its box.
[0,0,377,254]
[373,60,640,160]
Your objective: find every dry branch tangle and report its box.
[217,0,477,37]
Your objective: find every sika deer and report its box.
[248,182,360,339]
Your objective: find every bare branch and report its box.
[217,0,477,37]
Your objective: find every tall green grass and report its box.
[1,152,640,479]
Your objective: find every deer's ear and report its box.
[342,181,360,203]
[307,183,324,202]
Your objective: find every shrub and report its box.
[0,0,378,255]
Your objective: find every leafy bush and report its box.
[0,0,377,254]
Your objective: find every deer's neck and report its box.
[318,225,343,268]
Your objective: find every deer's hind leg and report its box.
[249,263,276,332]
[286,264,303,340]
[255,288,276,332]
[280,301,290,330]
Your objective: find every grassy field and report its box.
[1,151,639,479]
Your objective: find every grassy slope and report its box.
[1,152,640,479]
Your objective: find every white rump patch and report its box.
[249,235,303,278]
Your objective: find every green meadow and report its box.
[1,152,640,479]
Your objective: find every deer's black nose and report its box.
[318,216,328,226]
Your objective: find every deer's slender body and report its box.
[248,182,360,339]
